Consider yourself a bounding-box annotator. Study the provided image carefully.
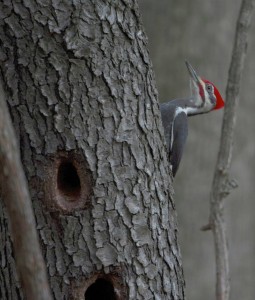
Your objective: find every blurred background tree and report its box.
[138,1,255,299]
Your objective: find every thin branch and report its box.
[0,78,52,300]
[206,1,255,300]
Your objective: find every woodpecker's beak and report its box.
[185,61,200,84]
[185,61,204,103]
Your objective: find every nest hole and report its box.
[85,278,117,300]
[57,161,81,198]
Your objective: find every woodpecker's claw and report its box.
[185,61,200,83]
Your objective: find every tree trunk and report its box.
[0,1,184,299]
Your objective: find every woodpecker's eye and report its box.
[206,84,213,92]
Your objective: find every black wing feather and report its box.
[160,102,176,151]
[170,112,188,176]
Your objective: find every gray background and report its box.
[138,1,255,299]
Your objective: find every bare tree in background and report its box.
[0,0,185,299]
[203,1,255,300]
[0,78,52,300]
[139,0,255,300]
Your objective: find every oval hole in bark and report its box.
[85,278,117,300]
[44,151,93,214]
[57,161,81,198]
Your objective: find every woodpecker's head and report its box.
[185,61,224,114]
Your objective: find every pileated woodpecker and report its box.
[160,61,224,177]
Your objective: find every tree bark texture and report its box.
[0,1,184,299]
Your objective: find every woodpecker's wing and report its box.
[160,102,176,151]
[170,111,188,177]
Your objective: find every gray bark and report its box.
[0,1,184,299]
